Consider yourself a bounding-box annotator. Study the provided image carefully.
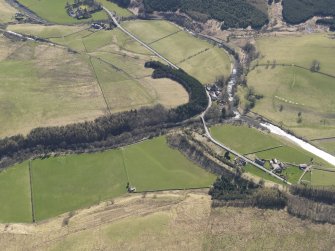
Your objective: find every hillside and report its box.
[1,190,335,250]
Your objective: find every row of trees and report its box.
[145,61,208,122]
[316,18,335,31]
[282,0,335,24]
[143,0,268,29]
[290,185,335,205]
[210,177,335,222]
[0,62,207,162]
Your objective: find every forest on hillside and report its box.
[143,0,268,29]
[282,0,335,24]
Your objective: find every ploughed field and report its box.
[210,125,334,185]
[0,136,215,223]
[246,34,335,153]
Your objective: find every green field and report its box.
[210,125,334,184]
[0,136,215,222]
[244,164,283,184]
[123,20,231,84]
[311,168,335,187]
[254,33,335,76]
[123,137,215,191]
[248,65,335,142]
[31,149,127,221]
[0,162,32,223]
[247,34,335,150]
[312,139,335,156]
[17,0,131,24]
[211,124,283,154]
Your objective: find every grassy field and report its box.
[254,33,335,76]
[247,33,335,149]
[0,37,107,137]
[22,136,215,221]
[211,124,284,154]
[2,25,188,136]
[248,65,335,143]
[210,124,334,184]
[312,139,335,156]
[17,0,131,24]
[2,191,335,250]
[123,137,215,191]
[123,20,231,84]
[4,21,230,135]
[31,149,127,221]
[0,1,16,23]
[244,164,283,184]
[0,162,32,223]
[311,168,335,186]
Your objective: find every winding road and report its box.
[105,7,291,185]
[200,91,291,185]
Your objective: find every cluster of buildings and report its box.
[91,22,109,30]
[206,68,237,104]
[256,157,309,175]
[206,84,222,102]
[66,0,102,20]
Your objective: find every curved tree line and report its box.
[0,61,207,162]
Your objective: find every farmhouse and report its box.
[255,158,266,167]
[299,164,308,170]
[65,0,102,20]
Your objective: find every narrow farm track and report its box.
[103,7,179,70]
